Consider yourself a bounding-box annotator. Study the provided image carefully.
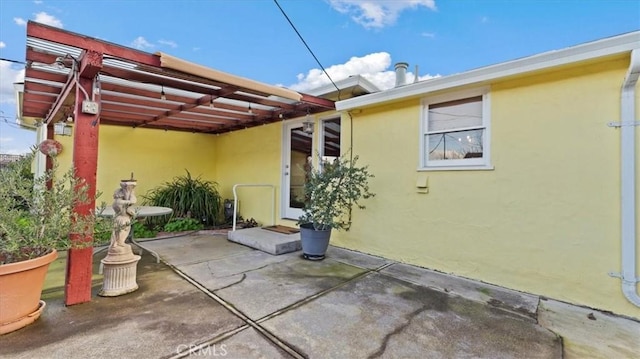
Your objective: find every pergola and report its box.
[21,21,335,305]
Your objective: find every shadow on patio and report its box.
[1,233,637,358]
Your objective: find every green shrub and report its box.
[163,218,204,232]
[0,152,105,264]
[132,221,158,239]
[143,170,222,227]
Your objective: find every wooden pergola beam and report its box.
[27,21,160,67]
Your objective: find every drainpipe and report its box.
[617,49,640,307]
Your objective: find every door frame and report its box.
[280,119,313,220]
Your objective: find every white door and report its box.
[282,121,313,219]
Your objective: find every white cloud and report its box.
[158,39,178,48]
[0,60,25,104]
[33,12,63,28]
[0,41,5,49]
[34,0,43,4]
[481,16,489,23]
[131,36,154,50]
[421,32,435,38]
[14,12,63,28]
[0,137,14,144]
[288,52,439,92]
[329,0,436,29]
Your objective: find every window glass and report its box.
[427,128,483,160]
[321,118,341,163]
[423,93,488,168]
[428,96,482,131]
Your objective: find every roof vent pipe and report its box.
[394,62,409,87]
[414,64,419,83]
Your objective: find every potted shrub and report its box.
[0,149,100,335]
[297,154,375,260]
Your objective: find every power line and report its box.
[273,0,341,99]
[0,58,26,65]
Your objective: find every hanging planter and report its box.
[38,139,63,157]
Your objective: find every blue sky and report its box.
[1,0,638,154]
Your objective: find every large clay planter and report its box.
[0,249,57,335]
[300,223,332,260]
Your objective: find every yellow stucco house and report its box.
[19,22,639,318]
[330,32,640,319]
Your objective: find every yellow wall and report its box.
[51,54,640,318]
[214,123,288,227]
[55,126,218,209]
[331,56,640,318]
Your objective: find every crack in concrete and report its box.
[213,273,247,292]
[161,258,307,359]
[203,261,270,284]
[232,263,270,277]
[367,305,428,359]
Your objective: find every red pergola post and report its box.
[65,52,102,306]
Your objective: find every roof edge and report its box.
[337,31,640,111]
[306,75,381,97]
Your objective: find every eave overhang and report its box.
[337,31,640,111]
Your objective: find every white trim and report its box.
[337,31,640,111]
[280,118,309,220]
[306,75,380,97]
[420,87,491,170]
[417,165,495,172]
[319,115,341,160]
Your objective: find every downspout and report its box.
[617,49,640,307]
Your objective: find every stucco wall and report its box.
[214,122,289,227]
[331,56,640,318]
[49,55,639,318]
[55,126,218,210]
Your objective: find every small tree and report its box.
[298,154,375,231]
[0,151,103,265]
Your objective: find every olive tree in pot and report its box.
[297,154,374,260]
[0,150,102,335]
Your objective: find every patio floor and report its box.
[1,233,638,358]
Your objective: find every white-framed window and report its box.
[420,88,491,170]
[319,117,341,164]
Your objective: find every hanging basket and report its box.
[38,139,63,157]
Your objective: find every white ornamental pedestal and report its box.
[99,244,141,297]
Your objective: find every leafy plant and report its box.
[0,151,105,265]
[143,170,223,227]
[297,154,375,231]
[132,221,158,239]
[93,217,114,243]
[163,218,204,232]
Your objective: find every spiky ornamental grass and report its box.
[143,170,223,227]
[298,154,375,231]
[0,152,105,265]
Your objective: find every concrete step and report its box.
[227,227,301,255]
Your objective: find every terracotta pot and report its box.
[0,249,57,335]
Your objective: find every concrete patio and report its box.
[1,233,638,358]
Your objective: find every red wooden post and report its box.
[65,51,102,305]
